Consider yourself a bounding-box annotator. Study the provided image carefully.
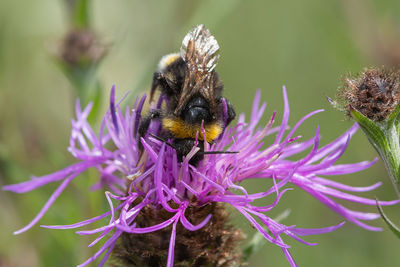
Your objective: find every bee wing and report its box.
[180,24,220,73]
[175,25,220,115]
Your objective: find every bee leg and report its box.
[150,72,162,103]
[172,139,202,164]
[151,71,178,103]
[138,109,162,139]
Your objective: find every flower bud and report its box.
[59,29,106,68]
[340,67,400,122]
[333,66,400,196]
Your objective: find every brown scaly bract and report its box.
[340,67,400,122]
[111,202,244,267]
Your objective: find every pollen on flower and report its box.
[340,67,400,121]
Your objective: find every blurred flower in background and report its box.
[54,0,107,122]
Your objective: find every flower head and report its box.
[59,29,106,68]
[339,67,400,122]
[4,85,399,267]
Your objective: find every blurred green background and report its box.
[1,0,400,266]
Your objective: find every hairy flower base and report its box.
[111,202,243,267]
[4,85,400,267]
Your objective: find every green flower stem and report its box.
[66,0,90,29]
[57,0,105,123]
[57,60,103,123]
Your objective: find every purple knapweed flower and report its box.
[4,85,399,267]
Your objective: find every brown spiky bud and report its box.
[59,29,106,67]
[111,202,244,267]
[340,67,400,122]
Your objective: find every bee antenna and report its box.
[148,133,177,150]
[199,151,239,155]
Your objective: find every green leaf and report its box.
[351,107,400,196]
[387,102,400,127]
[376,200,400,238]
[350,107,387,151]
[376,198,400,239]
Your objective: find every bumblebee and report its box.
[139,24,236,164]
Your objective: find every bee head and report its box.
[182,96,214,124]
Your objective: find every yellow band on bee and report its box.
[162,118,223,142]
[158,53,181,70]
